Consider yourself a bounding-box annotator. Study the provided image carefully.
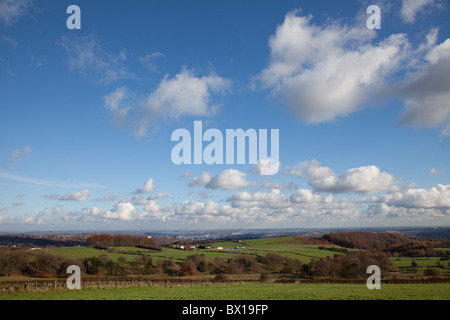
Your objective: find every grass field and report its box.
[391,256,450,276]
[1,283,449,300]
[41,237,347,265]
[39,238,450,275]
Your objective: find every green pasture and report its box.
[391,256,450,276]
[39,237,346,265]
[1,283,449,300]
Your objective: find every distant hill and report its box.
[322,231,450,256]
[0,235,85,247]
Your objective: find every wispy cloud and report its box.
[44,189,90,202]
[139,52,164,71]
[0,0,32,27]
[59,35,135,83]
[6,146,31,166]
[0,170,105,189]
[401,0,436,23]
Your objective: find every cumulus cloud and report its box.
[104,68,231,137]
[44,189,90,202]
[383,184,450,209]
[136,67,231,137]
[172,200,243,223]
[227,189,290,209]
[256,10,450,139]
[0,0,32,26]
[394,37,450,134]
[135,178,156,194]
[188,171,212,187]
[256,11,409,124]
[401,0,436,23]
[140,200,164,221]
[206,169,254,190]
[285,159,397,194]
[365,184,450,217]
[103,202,137,221]
[289,189,333,205]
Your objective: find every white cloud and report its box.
[285,159,397,194]
[136,67,231,137]
[0,205,6,211]
[206,169,253,190]
[395,38,450,133]
[256,11,409,124]
[44,189,90,202]
[172,200,243,223]
[136,178,156,194]
[401,0,435,23]
[365,184,450,218]
[289,189,333,206]
[227,189,290,209]
[148,192,168,200]
[104,68,231,137]
[256,10,450,139]
[139,200,165,221]
[188,171,212,187]
[21,217,36,224]
[89,206,102,216]
[384,184,450,209]
[429,168,445,176]
[104,87,133,126]
[0,0,32,26]
[59,35,134,83]
[104,202,137,221]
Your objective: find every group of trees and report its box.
[0,249,83,278]
[307,252,394,278]
[86,234,159,250]
[322,232,450,257]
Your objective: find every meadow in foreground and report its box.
[1,283,449,300]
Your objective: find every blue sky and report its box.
[0,0,449,232]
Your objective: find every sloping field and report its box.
[41,236,344,264]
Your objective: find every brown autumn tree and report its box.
[0,250,29,277]
[179,261,197,276]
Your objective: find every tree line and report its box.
[86,234,159,250]
[322,231,450,257]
